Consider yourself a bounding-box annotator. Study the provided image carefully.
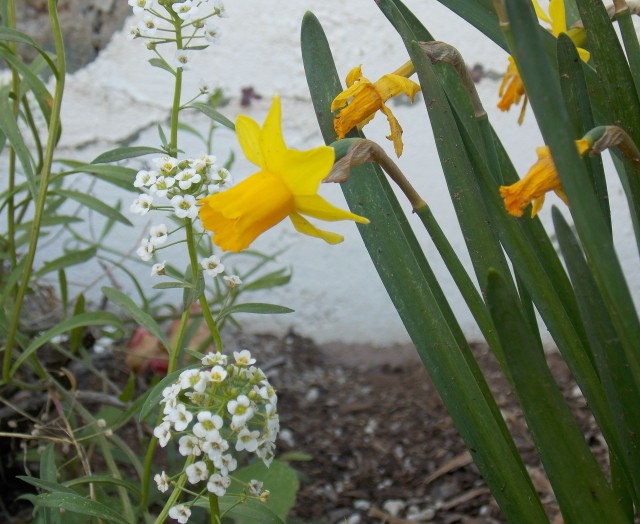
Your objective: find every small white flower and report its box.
[213,0,228,17]
[171,194,198,219]
[215,453,237,476]
[256,441,275,467]
[137,238,154,261]
[127,26,141,40]
[207,473,231,497]
[130,194,153,215]
[227,394,254,428]
[153,421,172,447]
[149,223,168,246]
[151,261,166,277]
[154,471,170,492]
[193,154,216,173]
[200,255,224,277]
[207,168,232,194]
[173,48,192,70]
[223,275,242,288]
[168,403,193,432]
[160,383,181,413]
[248,479,263,496]
[207,365,227,383]
[175,168,201,190]
[204,22,220,43]
[233,349,256,367]
[154,155,178,175]
[128,0,154,14]
[235,427,260,452]
[180,369,208,393]
[138,14,159,36]
[201,352,228,366]
[134,170,157,188]
[178,435,202,457]
[192,411,223,441]
[150,175,176,198]
[173,0,198,20]
[168,504,191,524]
[185,461,209,484]
[198,78,215,95]
[202,435,229,462]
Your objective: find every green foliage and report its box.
[302,0,640,521]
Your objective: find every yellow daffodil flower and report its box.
[331,62,420,157]
[499,139,591,217]
[199,95,368,252]
[498,0,590,124]
[497,56,528,125]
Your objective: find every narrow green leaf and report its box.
[507,0,640,400]
[0,47,53,124]
[188,102,235,131]
[219,303,294,319]
[153,281,192,290]
[39,444,57,483]
[91,146,165,164]
[35,247,97,278]
[487,269,628,523]
[242,269,291,291]
[15,216,83,230]
[18,477,76,495]
[53,189,132,226]
[0,85,36,197]
[301,11,547,522]
[68,294,86,354]
[34,493,128,524]
[64,475,141,498]
[102,287,169,350]
[0,27,58,75]
[55,162,138,191]
[553,208,640,505]
[556,33,610,227]
[10,312,122,376]
[148,57,175,75]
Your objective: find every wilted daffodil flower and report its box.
[331,62,421,157]
[199,95,368,252]
[497,0,590,124]
[499,139,591,217]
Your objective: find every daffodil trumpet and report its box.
[499,138,593,218]
[199,96,368,252]
[496,0,591,124]
[331,61,420,157]
[325,138,426,211]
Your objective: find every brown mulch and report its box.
[234,331,605,524]
[1,329,605,523]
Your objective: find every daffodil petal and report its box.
[577,47,591,63]
[236,115,263,168]
[375,74,420,102]
[295,194,369,223]
[289,212,344,244]
[279,147,335,195]
[549,0,566,36]
[380,103,405,157]
[331,81,370,112]
[261,94,287,171]
[345,65,364,87]
[532,0,551,24]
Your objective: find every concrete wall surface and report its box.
[13,0,640,347]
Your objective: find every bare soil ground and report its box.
[1,330,604,523]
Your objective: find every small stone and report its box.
[278,428,295,447]
[305,387,320,403]
[354,500,371,511]
[406,507,436,521]
[383,499,406,517]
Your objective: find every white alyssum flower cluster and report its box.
[129,154,240,285]
[153,349,279,506]
[127,0,227,61]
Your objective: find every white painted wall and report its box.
[38,0,638,347]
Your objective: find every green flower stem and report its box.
[2,0,65,382]
[6,0,18,271]
[184,221,223,353]
[153,456,195,524]
[209,492,221,524]
[613,0,640,98]
[170,17,183,155]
